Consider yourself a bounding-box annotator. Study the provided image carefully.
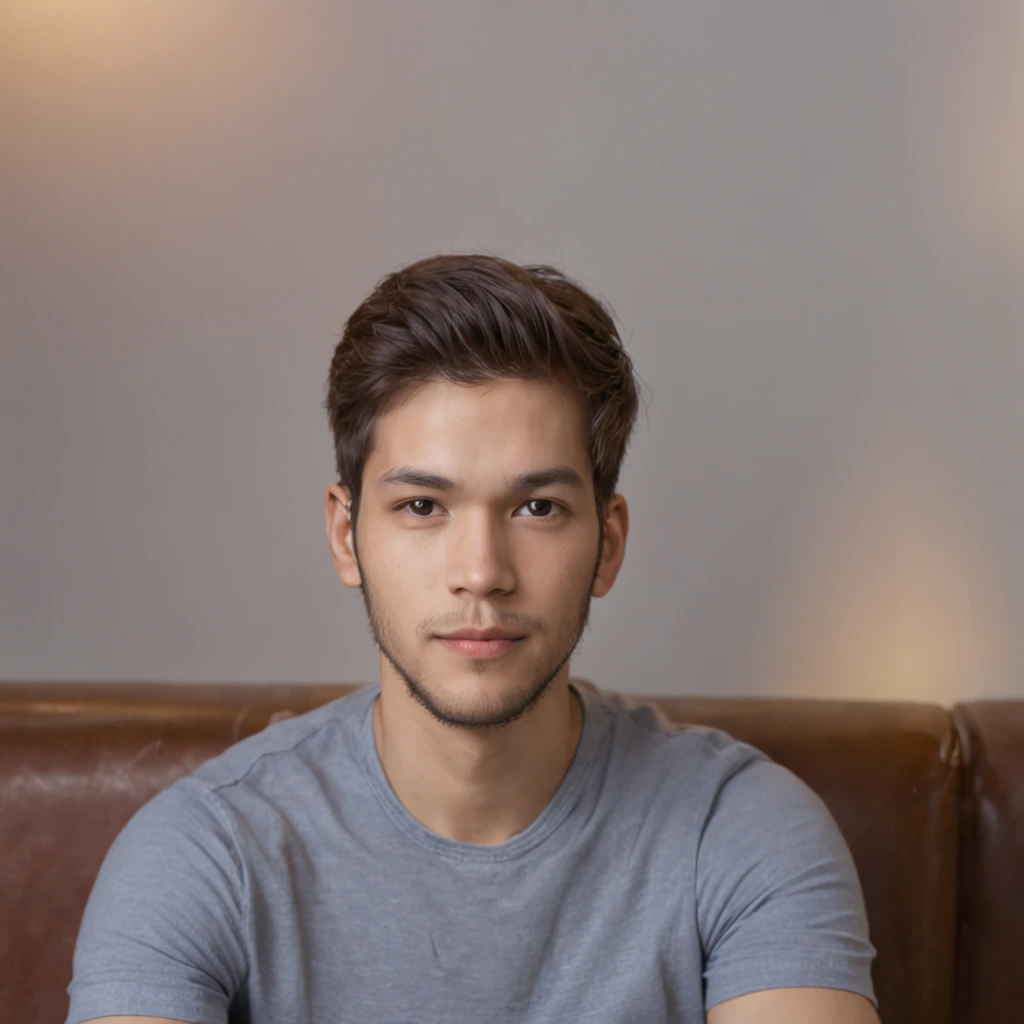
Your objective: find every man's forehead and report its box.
[370,377,589,464]
[362,385,590,503]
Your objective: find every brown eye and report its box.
[524,499,555,517]
[407,499,435,517]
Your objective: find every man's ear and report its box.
[325,484,362,588]
[591,493,628,599]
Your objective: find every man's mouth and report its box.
[434,636,525,660]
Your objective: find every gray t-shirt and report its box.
[65,683,877,1023]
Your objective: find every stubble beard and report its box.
[355,523,604,729]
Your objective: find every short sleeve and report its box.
[696,756,877,1012]
[65,777,248,1024]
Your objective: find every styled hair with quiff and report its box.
[324,253,640,525]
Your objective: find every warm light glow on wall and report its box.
[3,0,193,72]
[2,1,260,105]
[0,0,322,286]
[936,4,1024,259]
[759,419,1013,704]
[0,1,308,182]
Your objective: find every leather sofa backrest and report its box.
[951,701,1024,1024]
[0,682,1012,1024]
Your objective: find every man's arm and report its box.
[81,1019,190,1024]
[707,987,881,1023]
[697,757,877,1013]
[66,779,245,1024]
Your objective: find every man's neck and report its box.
[371,675,583,846]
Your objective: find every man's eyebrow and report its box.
[377,466,456,491]
[376,465,586,492]
[509,466,586,491]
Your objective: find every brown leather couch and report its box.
[1,682,1021,1024]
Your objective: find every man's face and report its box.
[327,376,626,729]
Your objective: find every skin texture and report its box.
[83,988,883,1024]
[707,986,881,1023]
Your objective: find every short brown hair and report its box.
[324,254,640,524]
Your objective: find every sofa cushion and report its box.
[0,683,960,1024]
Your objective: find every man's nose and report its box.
[445,509,517,597]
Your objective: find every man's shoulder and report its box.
[186,683,377,795]
[589,686,772,785]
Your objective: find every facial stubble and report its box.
[354,518,605,729]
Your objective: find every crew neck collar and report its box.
[355,682,606,862]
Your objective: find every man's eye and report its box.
[397,498,562,519]
[519,499,560,518]
[401,498,437,518]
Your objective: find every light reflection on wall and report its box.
[758,418,1012,705]
[0,1,309,197]
[935,3,1024,261]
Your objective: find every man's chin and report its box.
[402,676,554,730]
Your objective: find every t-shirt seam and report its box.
[67,977,227,1024]
[693,750,773,956]
[198,781,253,968]
[615,711,771,773]
[707,951,873,970]
[70,976,225,996]
[704,951,878,1009]
[201,706,349,796]
[176,698,365,984]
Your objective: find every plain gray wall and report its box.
[2,1,1022,702]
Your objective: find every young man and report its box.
[66,255,879,1023]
